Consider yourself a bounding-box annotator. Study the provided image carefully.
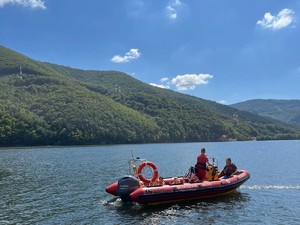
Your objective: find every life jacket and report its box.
[196,154,208,170]
[224,163,237,177]
[195,163,206,170]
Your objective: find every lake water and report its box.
[0,140,299,224]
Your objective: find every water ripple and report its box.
[241,185,300,190]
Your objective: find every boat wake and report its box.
[100,197,121,206]
[240,185,300,190]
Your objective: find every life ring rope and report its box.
[137,161,159,184]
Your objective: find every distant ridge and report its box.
[231,99,300,126]
[1,45,300,147]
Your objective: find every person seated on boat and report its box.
[189,173,199,183]
[183,166,194,181]
[151,176,165,186]
[159,176,165,185]
[184,166,199,183]
[218,158,237,178]
[195,148,212,181]
[172,177,180,184]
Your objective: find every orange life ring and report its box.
[137,161,159,184]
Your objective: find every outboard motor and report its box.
[117,175,140,202]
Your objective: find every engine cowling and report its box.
[117,175,140,202]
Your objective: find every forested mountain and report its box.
[1,45,300,147]
[231,99,300,126]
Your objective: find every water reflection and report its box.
[105,191,251,224]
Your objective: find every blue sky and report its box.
[1,0,300,104]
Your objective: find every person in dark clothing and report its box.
[218,158,237,178]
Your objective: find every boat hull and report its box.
[106,170,250,205]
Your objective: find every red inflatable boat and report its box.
[105,157,250,205]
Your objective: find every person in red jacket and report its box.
[195,148,211,181]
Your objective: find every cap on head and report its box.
[201,148,206,153]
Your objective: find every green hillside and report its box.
[1,45,300,147]
[231,99,300,126]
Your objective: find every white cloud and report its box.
[257,8,294,30]
[111,49,141,63]
[166,6,177,20]
[171,73,213,91]
[0,0,46,9]
[160,77,169,83]
[166,0,182,20]
[149,83,170,89]
[150,77,170,89]
[150,73,213,91]
[218,100,227,105]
